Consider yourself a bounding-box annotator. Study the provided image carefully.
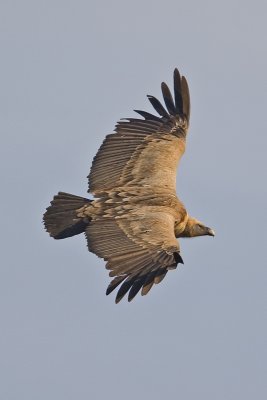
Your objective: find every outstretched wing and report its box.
[88,68,190,195]
[86,211,183,303]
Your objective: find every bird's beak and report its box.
[207,228,215,237]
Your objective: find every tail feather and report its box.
[43,192,92,239]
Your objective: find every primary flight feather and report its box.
[43,68,215,303]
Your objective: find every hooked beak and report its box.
[207,228,215,237]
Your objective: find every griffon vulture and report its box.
[43,68,215,303]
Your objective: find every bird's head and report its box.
[181,217,215,238]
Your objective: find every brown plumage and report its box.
[43,68,215,303]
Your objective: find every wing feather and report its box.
[174,68,183,114]
[106,276,127,295]
[128,275,147,302]
[181,76,190,120]
[86,212,183,302]
[141,270,158,295]
[147,95,169,117]
[88,68,190,194]
[115,274,137,303]
[161,82,176,115]
[133,109,162,121]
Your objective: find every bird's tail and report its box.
[43,192,92,239]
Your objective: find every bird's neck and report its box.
[174,213,189,237]
[176,216,200,238]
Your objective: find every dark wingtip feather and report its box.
[173,68,183,115]
[134,109,162,122]
[141,269,158,296]
[181,76,190,120]
[154,268,167,284]
[174,252,184,265]
[128,276,147,302]
[173,68,181,85]
[106,276,126,296]
[141,281,154,296]
[115,278,134,303]
[161,82,176,115]
[147,95,169,118]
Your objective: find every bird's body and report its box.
[43,68,214,302]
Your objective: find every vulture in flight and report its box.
[43,68,215,303]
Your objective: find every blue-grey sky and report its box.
[1,1,266,399]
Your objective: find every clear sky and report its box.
[1,1,266,399]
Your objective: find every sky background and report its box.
[1,0,267,399]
